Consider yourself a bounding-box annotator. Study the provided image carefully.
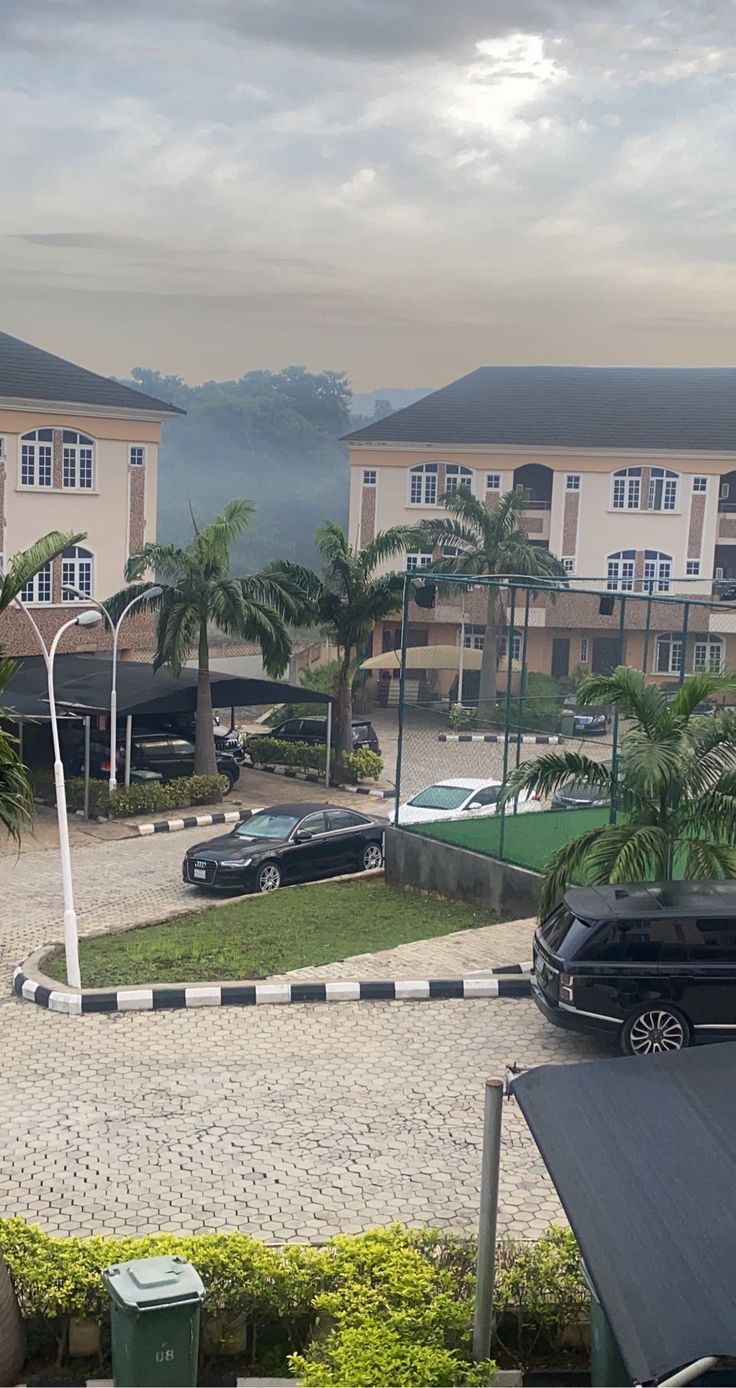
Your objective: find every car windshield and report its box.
[234,811,300,839]
[408,785,475,810]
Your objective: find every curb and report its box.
[438,733,564,745]
[137,807,262,836]
[13,961,532,1015]
[252,763,395,799]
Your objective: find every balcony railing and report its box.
[522,499,552,511]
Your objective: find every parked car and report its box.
[551,761,613,810]
[396,777,540,826]
[255,716,381,756]
[182,801,387,892]
[532,881,736,1055]
[139,714,245,761]
[562,695,608,737]
[70,733,240,791]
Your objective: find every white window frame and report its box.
[655,635,683,676]
[692,477,707,494]
[61,546,94,601]
[62,433,94,490]
[721,483,731,500]
[20,429,53,488]
[693,637,724,674]
[20,563,52,605]
[486,473,501,491]
[686,560,701,577]
[562,557,575,574]
[406,552,433,572]
[408,464,438,506]
[129,445,146,468]
[462,623,485,650]
[499,631,522,662]
[580,637,589,663]
[611,469,641,511]
[606,552,635,592]
[648,468,679,513]
[444,464,473,497]
[642,552,672,594]
[566,474,581,491]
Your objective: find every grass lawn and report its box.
[409,807,609,874]
[46,879,507,988]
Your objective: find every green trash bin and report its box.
[560,710,576,737]
[103,1254,204,1387]
[581,1261,630,1387]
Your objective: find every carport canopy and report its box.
[361,644,483,671]
[3,654,331,718]
[511,1043,736,1385]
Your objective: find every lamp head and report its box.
[76,609,103,628]
[146,585,163,600]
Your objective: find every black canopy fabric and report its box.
[3,655,331,718]
[511,1045,736,1384]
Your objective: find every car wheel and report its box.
[362,842,383,871]
[257,861,281,893]
[222,769,237,796]
[621,1004,691,1057]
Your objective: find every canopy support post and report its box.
[124,714,132,787]
[325,702,332,789]
[472,1078,503,1363]
[83,716,91,819]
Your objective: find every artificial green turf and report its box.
[410,807,609,873]
[46,879,505,988]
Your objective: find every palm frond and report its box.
[194,499,256,577]
[125,543,186,585]
[538,828,612,917]
[154,600,200,675]
[104,581,166,625]
[683,837,736,879]
[361,527,421,572]
[0,532,85,612]
[670,671,736,719]
[576,666,667,731]
[584,823,670,884]
[617,727,687,798]
[0,726,33,844]
[502,751,613,802]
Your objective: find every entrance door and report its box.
[551,638,570,678]
[592,637,622,675]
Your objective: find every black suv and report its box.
[260,716,381,755]
[532,881,736,1056]
[70,734,240,791]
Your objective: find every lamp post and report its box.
[13,603,103,989]
[63,586,162,789]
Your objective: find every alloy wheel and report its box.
[628,1009,685,1055]
[363,844,383,870]
[258,863,281,893]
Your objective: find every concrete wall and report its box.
[385,826,541,917]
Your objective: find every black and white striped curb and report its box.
[438,733,563,745]
[138,807,262,836]
[13,962,532,1014]
[251,763,395,799]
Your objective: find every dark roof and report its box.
[0,332,185,416]
[512,1043,736,1383]
[567,880,736,919]
[344,366,736,451]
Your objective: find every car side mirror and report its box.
[294,829,313,843]
[467,801,483,810]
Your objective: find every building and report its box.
[0,332,183,657]
[345,367,736,697]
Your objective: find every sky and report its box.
[1,0,735,389]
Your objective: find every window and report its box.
[296,811,327,836]
[329,809,368,830]
[562,557,575,574]
[606,550,635,591]
[61,430,94,489]
[693,637,724,674]
[693,477,707,494]
[566,474,581,491]
[686,560,701,577]
[611,468,641,510]
[486,473,501,491]
[20,428,52,487]
[499,630,522,662]
[462,623,485,650]
[655,634,683,676]
[129,445,146,468]
[648,467,679,512]
[468,786,502,808]
[406,552,433,572]
[444,464,473,495]
[642,550,672,594]
[580,637,589,663]
[20,563,52,604]
[721,483,731,500]
[688,918,736,961]
[61,546,93,601]
[409,463,438,505]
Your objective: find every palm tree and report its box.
[417,488,567,717]
[503,666,736,916]
[109,501,304,776]
[267,521,416,759]
[0,530,85,842]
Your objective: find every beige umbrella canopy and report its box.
[360,644,483,671]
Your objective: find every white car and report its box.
[396,777,540,826]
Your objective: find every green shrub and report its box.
[31,772,227,819]
[449,704,478,730]
[336,748,383,783]
[247,738,383,783]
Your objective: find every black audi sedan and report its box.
[183,802,387,893]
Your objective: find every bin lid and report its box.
[103,1255,205,1310]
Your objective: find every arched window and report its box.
[62,546,94,601]
[606,550,635,592]
[693,636,724,674]
[444,465,473,496]
[643,550,672,594]
[648,467,679,512]
[20,428,52,487]
[611,467,641,510]
[656,634,683,676]
[408,463,438,506]
[62,430,94,489]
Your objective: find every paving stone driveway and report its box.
[0,828,613,1241]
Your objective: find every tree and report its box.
[417,488,567,717]
[267,522,415,759]
[503,667,736,916]
[109,501,304,776]
[0,531,85,841]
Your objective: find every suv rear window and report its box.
[538,905,597,957]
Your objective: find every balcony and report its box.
[718,505,736,542]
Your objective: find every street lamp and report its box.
[63,585,162,789]
[13,603,103,989]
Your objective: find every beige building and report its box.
[0,332,183,657]
[345,367,736,696]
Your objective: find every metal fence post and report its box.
[83,716,91,820]
[498,583,516,861]
[324,701,332,789]
[609,594,626,826]
[679,599,690,687]
[515,586,531,789]
[393,574,411,825]
[472,1078,504,1363]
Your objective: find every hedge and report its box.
[31,773,227,818]
[0,1220,588,1384]
[247,736,383,784]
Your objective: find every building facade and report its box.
[0,332,183,657]
[345,367,736,697]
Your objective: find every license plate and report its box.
[193,867,206,880]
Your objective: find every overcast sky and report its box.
[1,0,734,389]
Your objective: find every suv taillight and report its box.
[560,973,574,1003]
[100,759,111,772]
